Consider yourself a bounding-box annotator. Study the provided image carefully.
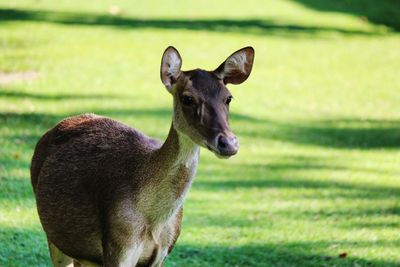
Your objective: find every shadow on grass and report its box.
[0,227,49,266]
[342,221,400,230]
[0,111,63,128]
[0,8,386,37]
[296,205,400,218]
[237,118,400,149]
[195,160,400,199]
[191,156,399,230]
[168,241,399,267]
[0,177,34,201]
[293,0,400,31]
[0,89,122,100]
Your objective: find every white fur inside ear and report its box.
[225,52,247,73]
[166,52,181,78]
[161,48,182,90]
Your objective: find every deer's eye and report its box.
[181,95,194,106]
[225,96,233,105]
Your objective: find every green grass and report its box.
[0,0,399,266]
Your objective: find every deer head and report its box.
[160,46,255,158]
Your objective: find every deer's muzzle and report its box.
[204,132,239,158]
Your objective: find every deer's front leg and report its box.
[102,211,146,267]
[150,211,183,267]
[103,235,144,267]
[48,240,74,267]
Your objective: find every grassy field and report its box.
[0,0,399,266]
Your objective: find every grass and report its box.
[0,0,399,266]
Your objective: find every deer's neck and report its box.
[161,124,199,170]
[141,124,199,224]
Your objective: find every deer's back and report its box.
[30,113,161,262]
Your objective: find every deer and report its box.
[30,46,255,267]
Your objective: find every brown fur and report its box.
[31,46,254,266]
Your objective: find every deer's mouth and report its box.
[204,141,238,159]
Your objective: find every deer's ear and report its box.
[160,46,182,91]
[214,47,255,85]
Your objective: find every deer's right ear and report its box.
[160,46,182,92]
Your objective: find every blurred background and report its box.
[0,1,399,266]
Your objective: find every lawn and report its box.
[0,0,399,266]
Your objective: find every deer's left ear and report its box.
[214,47,255,85]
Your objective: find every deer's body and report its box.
[32,114,195,266]
[31,47,254,266]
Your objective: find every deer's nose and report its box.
[216,134,239,156]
